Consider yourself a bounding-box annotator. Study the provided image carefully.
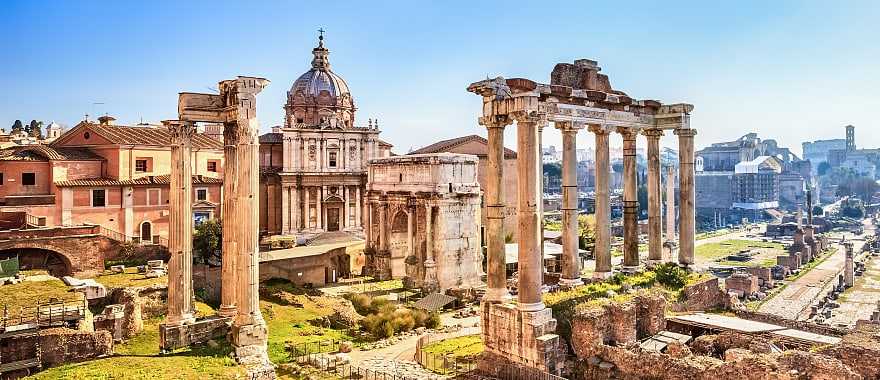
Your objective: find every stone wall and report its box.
[109,284,168,338]
[670,277,729,312]
[733,310,847,337]
[193,264,222,304]
[569,290,666,359]
[0,327,113,375]
[820,321,880,379]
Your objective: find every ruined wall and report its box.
[820,321,880,379]
[569,291,666,359]
[0,328,113,374]
[670,277,729,312]
[110,284,167,338]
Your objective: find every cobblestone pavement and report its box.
[758,243,847,320]
[825,254,880,327]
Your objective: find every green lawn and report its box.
[422,335,483,358]
[695,239,785,264]
[0,277,82,312]
[93,268,168,290]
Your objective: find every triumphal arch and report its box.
[469,59,695,374]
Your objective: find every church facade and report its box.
[259,35,391,236]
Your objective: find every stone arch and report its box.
[391,210,408,233]
[0,246,74,277]
[139,221,153,243]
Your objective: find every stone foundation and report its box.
[569,291,666,359]
[670,277,729,312]
[480,301,563,374]
[159,316,231,352]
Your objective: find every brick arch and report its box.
[0,236,118,277]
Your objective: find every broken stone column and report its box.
[845,243,855,288]
[162,120,196,328]
[481,115,512,302]
[515,111,544,311]
[590,125,612,279]
[644,129,663,265]
[619,127,639,272]
[675,128,697,267]
[558,122,583,287]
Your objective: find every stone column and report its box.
[365,201,374,249]
[675,128,697,266]
[844,243,855,287]
[665,166,676,242]
[355,186,362,229]
[619,127,640,272]
[316,186,323,230]
[424,204,438,291]
[590,126,612,278]
[644,129,664,265]
[557,123,582,287]
[305,187,311,229]
[292,186,300,231]
[343,185,350,229]
[378,203,388,251]
[163,120,196,326]
[219,122,239,318]
[480,116,512,302]
[407,206,415,260]
[515,113,543,311]
[281,184,290,234]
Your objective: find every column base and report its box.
[164,313,196,328]
[517,301,546,312]
[231,323,273,368]
[480,302,563,375]
[593,271,613,280]
[558,277,584,288]
[483,287,513,302]
[621,265,642,274]
[645,259,664,268]
[218,305,237,319]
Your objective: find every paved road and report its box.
[758,220,870,320]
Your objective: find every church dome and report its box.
[285,33,356,129]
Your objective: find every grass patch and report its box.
[421,335,483,358]
[0,277,81,311]
[696,239,785,263]
[93,268,167,290]
[696,229,732,240]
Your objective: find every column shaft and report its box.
[219,123,239,318]
[516,116,543,311]
[235,129,264,326]
[591,126,612,277]
[165,121,195,326]
[378,203,388,251]
[620,128,639,270]
[559,126,582,286]
[644,129,663,263]
[281,185,290,234]
[483,123,510,302]
[316,186,323,230]
[343,185,350,229]
[675,128,697,266]
[355,186,362,229]
[305,187,311,229]
[292,186,300,231]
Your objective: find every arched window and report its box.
[140,221,153,244]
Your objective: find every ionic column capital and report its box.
[674,128,698,137]
[479,115,513,129]
[641,128,665,139]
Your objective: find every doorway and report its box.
[140,221,152,243]
[327,208,340,231]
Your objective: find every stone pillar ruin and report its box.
[515,111,544,310]
[482,116,512,302]
[177,76,274,378]
[664,165,677,259]
[590,125,613,279]
[423,204,439,292]
[619,127,640,272]
[644,129,663,265]
[675,128,697,267]
[844,243,855,288]
[558,122,583,287]
[163,120,196,327]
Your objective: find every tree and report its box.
[637,185,648,217]
[193,219,222,266]
[817,162,832,176]
[577,214,596,251]
[542,163,561,178]
[11,120,23,133]
[812,205,824,217]
[28,120,43,139]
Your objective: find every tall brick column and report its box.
[557,122,582,287]
[481,115,512,302]
[644,129,664,265]
[163,120,196,327]
[590,125,612,279]
[675,128,697,267]
[619,127,640,272]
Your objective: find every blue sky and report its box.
[2,1,878,155]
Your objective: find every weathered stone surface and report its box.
[671,277,728,312]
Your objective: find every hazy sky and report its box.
[3,1,878,156]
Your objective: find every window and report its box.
[0,173,4,185]
[135,159,148,172]
[22,173,35,186]
[196,188,208,201]
[329,152,337,168]
[92,189,106,207]
[207,161,218,172]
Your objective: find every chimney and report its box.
[98,115,116,126]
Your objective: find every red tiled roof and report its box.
[0,145,104,161]
[53,122,223,149]
[55,174,222,187]
[259,133,283,144]
[410,134,517,159]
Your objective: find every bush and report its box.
[425,312,442,329]
[654,263,688,289]
[350,294,439,338]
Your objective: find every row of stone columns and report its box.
[483,118,698,299]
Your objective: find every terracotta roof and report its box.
[259,133,283,144]
[54,122,223,150]
[0,145,104,161]
[410,135,517,159]
[55,174,222,187]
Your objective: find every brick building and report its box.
[0,116,224,242]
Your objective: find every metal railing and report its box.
[1,299,87,329]
[97,226,168,247]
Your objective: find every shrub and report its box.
[425,312,442,329]
[654,263,688,289]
